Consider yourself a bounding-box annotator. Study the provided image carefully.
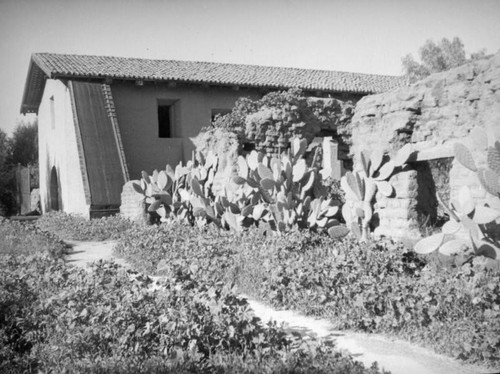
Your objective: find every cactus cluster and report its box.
[132,152,219,226]
[414,127,500,262]
[341,144,413,241]
[230,138,347,238]
[131,138,349,239]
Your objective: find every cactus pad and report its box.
[374,160,395,181]
[393,143,413,167]
[369,149,384,177]
[414,233,444,254]
[487,142,500,176]
[477,168,500,196]
[376,180,393,197]
[237,156,249,179]
[453,143,477,172]
[190,178,203,197]
[132,182,144,194]
[360,151,370,175]
[472,205,500,224]
[441,219,461,235]
[292,159,307,182]
[258,164,274,181]
[458,185,475,215]
[345,172,362,201]
[328,225,350,239]
[438,239,468,256]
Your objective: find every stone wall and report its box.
[351,53,500,157]
[350,53,500,240]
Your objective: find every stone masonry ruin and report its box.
[349,52,500,240]
[121,53,500,234]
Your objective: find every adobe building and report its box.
[20,52,403,218]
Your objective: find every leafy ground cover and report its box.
[35,211,133,241]
[0,217,67,259]
[0,219,385,374]
[114,222,500,367]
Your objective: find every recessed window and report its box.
[158,105,173,138]
[157,99,178,138]
[211,108,231,122]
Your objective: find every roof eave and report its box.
[20,56,49,115]
[51,73,378,95]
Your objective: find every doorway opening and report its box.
[50,166,60,211]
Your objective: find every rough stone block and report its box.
[31,188,40,211]
[120,180,146,222]
[390,171,418,199]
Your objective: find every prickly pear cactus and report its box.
[131,138,349,236]
[341,144,413,241]
[414,126,500,263]
[132,151,221,227]
[229,137,348,237]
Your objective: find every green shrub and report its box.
[0,218,66,259]
[36,211,133,241]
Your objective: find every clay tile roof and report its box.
[21,52,406,113]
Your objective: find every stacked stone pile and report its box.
[374,170,420,239]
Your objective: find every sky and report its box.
[0,0,499,135]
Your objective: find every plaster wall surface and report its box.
[38,79,89,217]
[111,82,260,180]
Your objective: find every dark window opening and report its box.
[158,105,173,138]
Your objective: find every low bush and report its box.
[36,211,133,241]
[114,223,239,281]
[236,235,500,365]
[0,249,385,373]
[115,223,500,367]
[0,218,66,259]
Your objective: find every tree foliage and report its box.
[0,128,9,172]
[0,118,39,216]
[0,129,14,216]
[402,37,492,82]
[8,119,38,166]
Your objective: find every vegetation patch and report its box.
[115,222,500,367]
[0,218,66,259]
[36,211,133,241]
[1,219,384,374]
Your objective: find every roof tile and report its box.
[31,52,405,94]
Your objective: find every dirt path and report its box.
[65,240,499,374]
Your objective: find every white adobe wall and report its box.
[38,79,90,217]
